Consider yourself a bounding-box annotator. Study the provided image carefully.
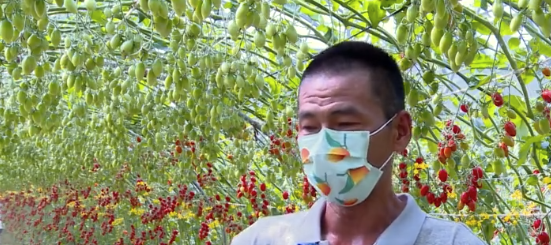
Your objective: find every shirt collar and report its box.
[292,193,426,245]
[376,193,426,244]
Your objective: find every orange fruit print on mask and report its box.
[316,182,331,196]
[313,173,331,195]
[348,166,369,184]
[335,197,359,206]
[325,132,350,163]
[337,166,370,194]
[327,147,350,162]
[300,148,311,164]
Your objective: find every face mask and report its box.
[297,115,396,207]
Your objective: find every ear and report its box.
[392,110,412,153]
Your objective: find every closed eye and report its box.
[336,122,362,130]
[338,122,360,128]
[301,126,320,133]
[338,122,358,126]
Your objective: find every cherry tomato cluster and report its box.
[494,121,517,157]
[539,89,551,132]
[398,161,409,193]
[269,118,296,157]
[173,138,196,156]
[542,89,551,103]
[196,162,217,188]
[236,171,271,224]
[91,158,101,172]
[268,135,292,157]
[457,166,484,212]
[300,175,317,208]
[532,218,549,245]
[134,177,152,193]
[415,157,452,208]
[437,121,466,163]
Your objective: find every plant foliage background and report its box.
[0,0,551,244]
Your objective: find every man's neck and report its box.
[321,190,406,240]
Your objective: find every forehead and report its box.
[298,71,382,118]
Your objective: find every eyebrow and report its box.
[298,106,362,120]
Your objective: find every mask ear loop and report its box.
[371,114,398,136]
[379,152,395,170]
[369,114,398,170]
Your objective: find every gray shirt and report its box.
[230,193,486,245]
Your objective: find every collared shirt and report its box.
[230,193,486,245]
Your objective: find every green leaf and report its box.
[526,176,538,186]
[503,95,526,114]
[480,0,488,10]
[403,76,411,95]
[469,53,508,69]
[426,139,438,153]
[317,24,328,33]
[537,41,551,57]
[349,0,361,10]
[518,135,546,166]
[332,0,340,11]
[482,220,495,243]
[265,77,280,95]
[367,1,384,28]
[515,119,530,138]
[90,10,107,25]
[528,39,539,50]
[499,21,514,36]
[472,21,492,35]
[223,1,232,9]
[444,162,459,179]
[323,28,334,42]
[351,28,367,39]
[471,76,492,89]
[521,69,535,85]
[137,11,147,23]
[143,18,151,27]
[371,34,380,44]
[300,6,317,16]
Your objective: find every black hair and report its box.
[300,41,405,120]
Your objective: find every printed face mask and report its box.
[297,115,396,207]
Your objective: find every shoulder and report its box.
[415,216,486,245]
[230,211,308,245]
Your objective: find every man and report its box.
[230,41,486,245]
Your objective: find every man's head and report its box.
[297,41,412,172]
